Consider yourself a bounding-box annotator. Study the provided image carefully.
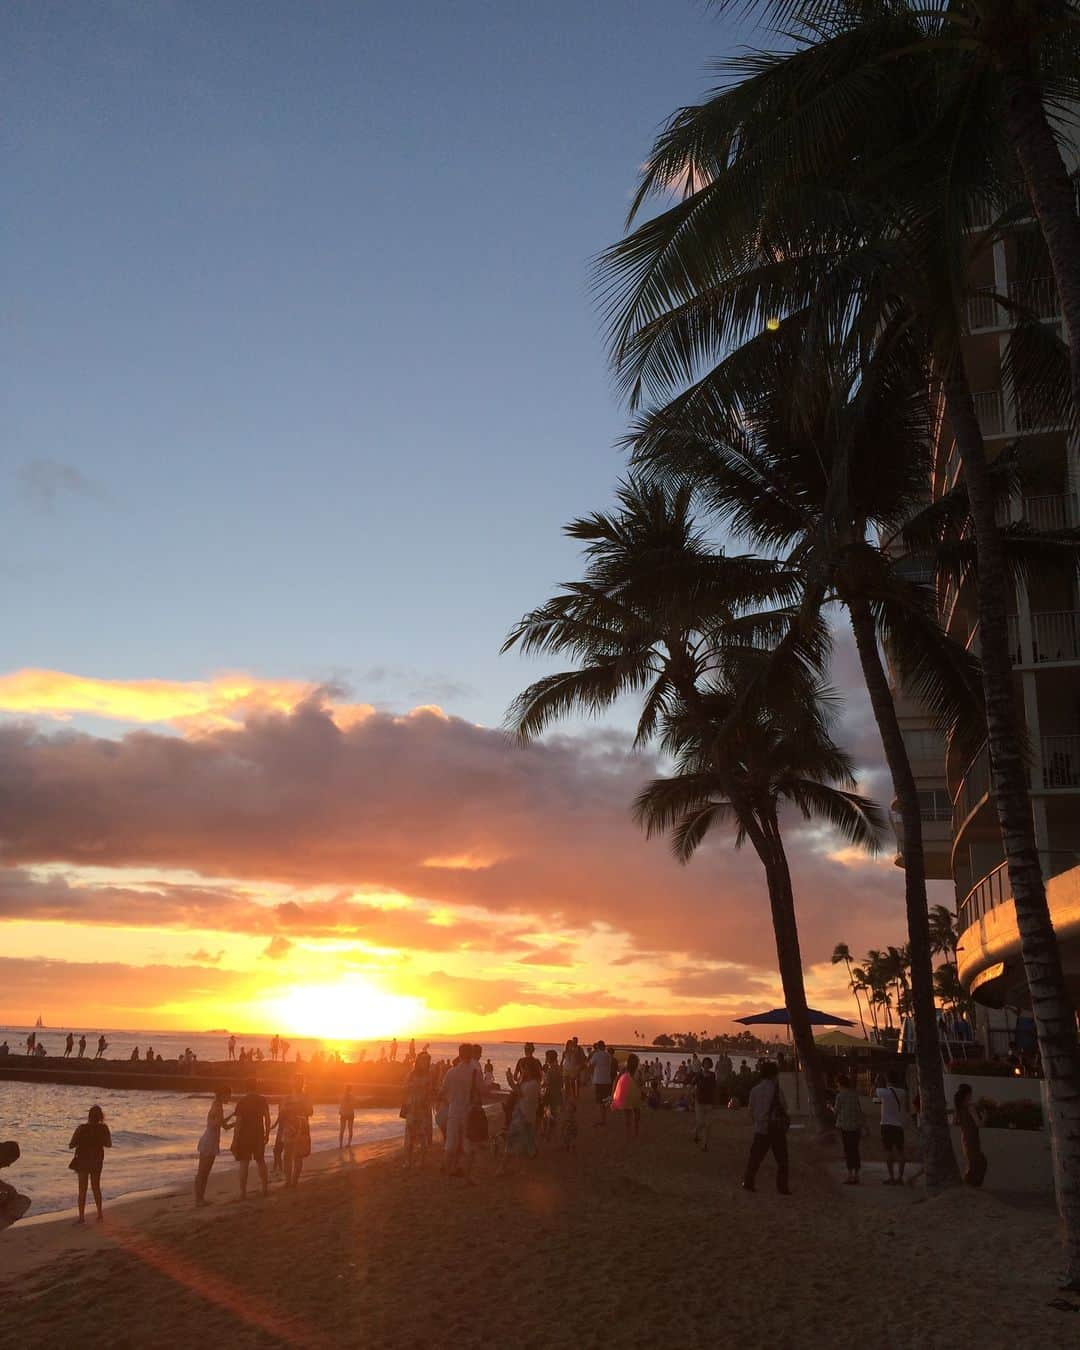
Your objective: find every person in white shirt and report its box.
[587,1040,613,1127]
[439,1045,481,1181]
[742,1062,791,1194]
[873,1072,908,1184]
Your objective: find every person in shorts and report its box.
[588,1040,613,1126]
[231,1078,271,1198]
[874,1072,907,1185]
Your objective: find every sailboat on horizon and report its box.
[34,1014,44,1029]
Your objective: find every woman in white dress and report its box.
[194,1086,233,1207]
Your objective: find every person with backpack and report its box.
[742,1062,791,1195]
[873,1072,908,1186]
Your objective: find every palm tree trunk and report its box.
[999,55,1080,416]
[746,809,831,1135]
[844,955,869,1039]
[847,595,960,1189]
[943,367,1080,1281]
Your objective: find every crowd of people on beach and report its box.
[0,1033,993,1232]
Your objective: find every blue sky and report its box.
[3,0,752,726]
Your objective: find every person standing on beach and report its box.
[833,1073,865,1185]
[194,1086,233,1206]
[954,1084,987,1188]
[611,1052,643,1141]
[232,1078,271,1199]
[227,1035,236,1062]
[281,1076,313,1188]
[513,1042,541,1085]
[77,1034,86,1058]
[64,1033,74,1059]
[339,1085,356,1148]
[691,1056,717,1152]
[402,1052,433,1169]
[742,1063,791,1195]
[439,1043,481,1182]
[94,1035,108,1060]
[69,1104,112,1223]
[873,1072,907,1186]
[587,1040,613,1127]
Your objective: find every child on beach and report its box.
[69,1104,112,1224]
[611,1052,643,1141]
[541,1049,563,1138]
[558,1099,578,1153]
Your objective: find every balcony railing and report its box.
[1011,276,1060,320]
[1021,492,1078,532]
[1031,610,1080,663]
[958,850,1080,931]
[1043,735,1080,789]
[953,740,991,833]
[972,389,1005,437]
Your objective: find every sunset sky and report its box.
[1,2,936,1039]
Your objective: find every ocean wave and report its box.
[109,1130,170,1146]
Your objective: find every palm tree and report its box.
[597,6,1080,1243]
[634,666,884,1133]
[831,941,868,1038]
[710,0,1080,412]
[624,331,984,1185]
[504,481,873,1134]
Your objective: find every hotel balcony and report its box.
[957,853,1080,1008]
[967,276,1060,333]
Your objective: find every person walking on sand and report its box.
[587,1039,613,1127]
[281,1076,312,1188]
[94,1035,108,1060]
[439,1043,481,1182]
[194,1086,233,1206]
[231,1078,271,1199]
[339,1085,356,1148]
[691,1056,717,1151]
[69,1104,112,1224]
[954,1084,987,1188]
[742,1062,791,1195]
[64,1032,74,1059]
[873,1072,908,1186]
[611,1052,643,1141]
[402,1053,433,1170]
[833,1073,865,1185]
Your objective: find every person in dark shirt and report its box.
[692,1057,718,1151]
[231,1079,271,1198]
[69,1104,112,1223]
[513,1042,541,1085]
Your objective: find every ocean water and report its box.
[0,1026,755,1217]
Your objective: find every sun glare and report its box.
[262,975,426,1041]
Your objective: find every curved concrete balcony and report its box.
[957,855,1080,1007]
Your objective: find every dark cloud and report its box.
[262,936,293,960]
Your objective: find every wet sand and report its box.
[0,1108,1071,1349]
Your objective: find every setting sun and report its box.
[261,975,427,1041]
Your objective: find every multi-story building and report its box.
[893,199,1080,1042]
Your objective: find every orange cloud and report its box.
[0,668,374,732]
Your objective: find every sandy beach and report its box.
[0,1106,1071,1350]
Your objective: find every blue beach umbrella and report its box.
[733,1007,855,1027]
